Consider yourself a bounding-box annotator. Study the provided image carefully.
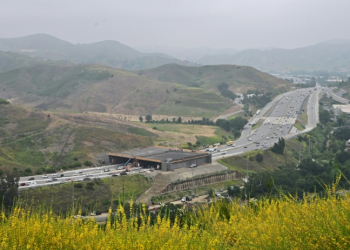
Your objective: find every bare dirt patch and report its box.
[82,141,94,147]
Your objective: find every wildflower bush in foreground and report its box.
[1,181,350,249]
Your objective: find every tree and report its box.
[0,171,20,209]
[24,167,32,174]
[145,114,152,122]
[333,127,350,140]
[256,153,264,163]
[271,138,285,155]
[319,110,331,124]
[243,103,249,113]
[84,160,92,166]
[139,116,143,123]
[177,117,182,123]
[336,151,350,164]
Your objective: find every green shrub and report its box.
[84,160,92,166]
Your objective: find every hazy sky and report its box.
[1,0,350,49]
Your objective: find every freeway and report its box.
[19,165,149,189]
[209,87,322,160]
[326,88,349,104]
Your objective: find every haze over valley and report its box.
[1,1,350,248]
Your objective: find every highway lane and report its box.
[326,88,349,104]
[19,165,148,189]
[210,87,322,160]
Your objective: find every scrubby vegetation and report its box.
[1,179,350,249]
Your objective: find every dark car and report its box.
[60,174,64,177]
[83,177,91,181]
[120,172,128,176]
[29,177,35,180]
[20,183,26,186]
[186,196,193,201]
[111,174,119,177]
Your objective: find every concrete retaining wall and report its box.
[161,171,242,193]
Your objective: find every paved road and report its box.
[19,166,149,189]
[326,88,349,104]
[208,87,321,160]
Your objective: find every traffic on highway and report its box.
[19,165,150,189]
[208,86,323,159]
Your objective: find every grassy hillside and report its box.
[0,103,155,175]
[0,34,195,70]
[142,64,290,93]
[218,137,300,173]
[0,51,40,73]
[0,63,231,118]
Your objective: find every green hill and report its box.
[0,103,155,175]
[0,63,232,118]
[0,34,195,70]
[142,64,290,93]
[0,51,40,73]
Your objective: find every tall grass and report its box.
[1,177,350,249]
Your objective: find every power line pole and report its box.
[72,180,74,216]
[192,168,194,196]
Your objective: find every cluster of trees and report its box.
[242,90,273,109]
[271,138,285,155]
[140,115,215,125]
[319,108,331,124]
[0,171,20,209]
[337,77,350,88]
[216,117,248,137]
[229,121,350,200]
[295,82,316,88]
[217,82,237,100]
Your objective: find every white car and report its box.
[181,197,186,202]
[42,175,48,178]
[52,173,57,176]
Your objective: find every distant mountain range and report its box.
[1,34,350,72]
[0,34,195,70]
[195,42,350,72]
